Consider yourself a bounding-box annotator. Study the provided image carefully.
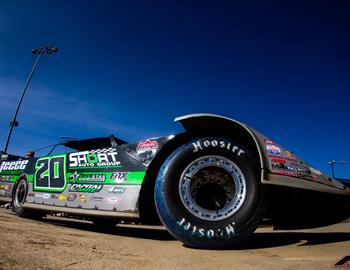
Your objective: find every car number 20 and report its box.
[34,155,66,192]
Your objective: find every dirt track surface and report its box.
[0,208,349,270]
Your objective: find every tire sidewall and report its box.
[12,178,28,215]
[155,137,263,248]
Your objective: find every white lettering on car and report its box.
[0,160,28,172]
[69,150,119,168]
[192,139,245,156]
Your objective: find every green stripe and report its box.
[66,171,146,185]
[54,162,59,177]
[0,170,23,175]
[126,172,146,184]
[27,170,146,186]
[28,174,34,183]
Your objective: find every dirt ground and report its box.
[0,207,349,270]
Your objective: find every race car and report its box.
[0,113,349,249]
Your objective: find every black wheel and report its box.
[12,178,43,219]
[155,137,264,249]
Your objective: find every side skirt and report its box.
[23,203,139,219]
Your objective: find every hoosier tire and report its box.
[155,137,264,249]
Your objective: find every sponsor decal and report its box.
[285,156,298,162]
[266,145,281,155]
[108,186,126,194]
[90,196,103,202]
[177,217,236,239]
[272,163,295,171]
[0,186,5,189]
[296,166,312,177]
[271,157,286,163]
[287,166,295,172]
[4,185,9,190]
[67,194,77,201]
[43,193,51,199]
[69,184,103,193]
[273,170,298,177]
[312,175,318,181]
[35,194,43,198]
[137,140,159,159]
[272,162,297,176]
[309,167,322,176]
[0,160,28,172]
[51,194,59,199]
[264,139,274,145]
[80,174,105,182]
[69,171,106,183]
[285,150,293,156]
[105,197,121,204]
[296,167,306,173]
[0,176,12,182]
[69,148,120,168]
[27,193,35,197]
[58,195,66,201]
[79,195,87,203]
[284,165,294,171]
[110,172,128,184]
[269,154,297,162]
[69,171,80,182]
[192,139,245,156]
[272,163,286,170]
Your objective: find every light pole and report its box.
[3,45,58,153]
[328,160,348,178]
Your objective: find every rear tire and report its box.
[155,137,264,249]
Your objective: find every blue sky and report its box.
[0,1,349,178]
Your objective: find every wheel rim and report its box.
[179,155,247,221]
[14,180,27,208]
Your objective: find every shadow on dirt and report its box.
[239,231,350,250]
[43,217,175,241]
[41,216,350,249]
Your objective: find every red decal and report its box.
[271,158,286,163]
[264,139,274,145]
[137,140,158,150]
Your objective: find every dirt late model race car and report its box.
[0,113,349,249]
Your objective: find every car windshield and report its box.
[45,144,77,156]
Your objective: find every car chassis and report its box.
[0,113,349,248]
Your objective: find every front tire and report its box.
[155,137,264,249]
[12,178,43,219]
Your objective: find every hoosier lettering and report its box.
[192,139,245,156]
